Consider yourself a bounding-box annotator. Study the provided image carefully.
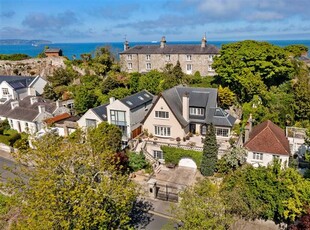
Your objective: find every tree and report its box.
[73,85,98,115]
[212,40,295,102]
[218,85,235,109]
[284,44,308,57]
[92,46,115,76]
[171,178,233,230]
[138,70,164,94]
[200,124,218,176]
[129,72,141,93]
[47,67,78,88]
[6,128,137,229]
[43,84,58,100]
[217,146,247,174]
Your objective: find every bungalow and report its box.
[244,120,290,167]
[0,75,47,101]
[77,90,154,145]
[0,96,70,134]
[45,48,63,57]
[44,113,79,136]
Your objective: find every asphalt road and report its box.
[144,213,171,230]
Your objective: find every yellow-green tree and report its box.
[6,125,137,229]
[218,85,235,109]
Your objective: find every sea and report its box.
[0,40,309,60]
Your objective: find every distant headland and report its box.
[0,39,52,45]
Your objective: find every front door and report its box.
[190,124,196,134]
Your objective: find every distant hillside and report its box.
[0,39,52,45]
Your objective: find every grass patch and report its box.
[161,146,202,168]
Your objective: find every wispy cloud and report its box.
[0,10,15,18]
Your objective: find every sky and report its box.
[1,0,310,43]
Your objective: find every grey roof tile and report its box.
[120,90,153,110]
[91,103,109,121]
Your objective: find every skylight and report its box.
[144,93,150,98]
[126,101,133,105]
[138,96,144,100]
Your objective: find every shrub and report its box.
[161,146,202,168]
[8,133,21,146]
[128,152,148,172]
[13,138,29,150]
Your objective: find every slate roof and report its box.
[244,120,290,156]
[0,96,56,122]
[120,44,219,55]
[159,85,235,127]
[120,90,154,110]
[45,48,62,53]
[0,75,35,89]
[91,103,109,121]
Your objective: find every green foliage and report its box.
[284,45,308,57]
[172,178,233,229]
[128,152,148,172]
[0,194,10,215]
[73,85,98,115]
[216,147,247,174]
[47,67,78,88]
[0,119,10,134]
[6,127,137,229]
[92,46,116,76]
[129,72,141,93]
[201,124,218,176]
[212,40,295,103]
[8,133,21,146]
[161,146,202,168]
[37,46,48,58]
[218,85,236,109]
[221,163,310,223]
[42,84,58,100]
[189,76,218,88]
[0,53,30,61]
[137,70,164,94]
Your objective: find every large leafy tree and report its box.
[6,125,137,229]
[171,178,233,230]
[200,124,218,176]
[218,85,236,109]
[73,85,98,115]
[221,163,310,224]
[212,40,295,102]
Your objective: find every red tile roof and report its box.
[244,120,290,156]
[44,113,71,125]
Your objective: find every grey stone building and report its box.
[119,36,219,76]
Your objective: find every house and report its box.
[0,96,70,134]
[142,85,236,161]
[244,120,290,167]
[44,113,79,136]
[45,48,63,57]
[119,35,219,76]
[0,75,47,101]
[77,90,154,145]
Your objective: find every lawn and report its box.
[0,129,24,146]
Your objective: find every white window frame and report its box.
[189,107,204,116]
[208,65,213,71]
[155,111,169,119]
[253,152,263,161]
[215,127,229,137]
[2,88,9,95]
[146,54,151,60]
[208,55,213,61]
[127,54,132,60]
[186,55,192,61]
[186,64,192,72]
[154,126,171,137]
[85,119,96,128]
[154,150,163,159]
[165,54,170,61]
[146,63,151,70]
[127,63,132,69]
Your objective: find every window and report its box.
[273,155,280,161]
[146,63,151,70]
[186,55,192,61]
[165,54,170,61]
[127,63,132,69]
[155,126,171,137]
[201,125,207,135]
[127,54,132,60]
[154,150,163,159]
[138,96,144,101]
[146,54,151,60]
[2,88,9,95]
[86,119,96,127]
[110,110,126,126]
[155,111,169,119]
[215,127,229,137]
[9,119,13,128]
[186,64,192,72]
[190,107,204,116]
[208,65,213,71]
[253,152,263,160]
[208,55,213,61]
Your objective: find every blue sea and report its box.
[0,40,309,60]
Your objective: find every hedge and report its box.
[161,146,202,168]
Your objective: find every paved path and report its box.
[0,150,18,182]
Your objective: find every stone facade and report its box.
[119,36,219,76]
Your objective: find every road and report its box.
[144,212,171,230]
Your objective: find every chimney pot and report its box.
[160,36,166,48]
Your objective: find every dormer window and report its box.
[2,88,9,95]
[190,107,204,116]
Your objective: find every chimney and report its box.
[10,101,19,110]
[38,105,46,113]
[109,97,115,104]
[244,114,253,143]
[30,97,39,105]
[201,33,207,48]
[124,40,130,51]
[56,100,62,108]
[182,92,189,122]
[27,87,36,96]
[160,36,166,48]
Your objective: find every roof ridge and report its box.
[267,122,290,154]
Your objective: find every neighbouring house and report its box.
[286,126,308,157]
[142,85,236,161]
[244,120,290,167]
[119,35,219,76]
[0,75,47,101]
[45,48,63,57]
[77,90,154,145]
[0,96,70,134]
[44,112,79,136]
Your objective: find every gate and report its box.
[155,183,179,202]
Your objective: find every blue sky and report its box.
[1,0,309,43]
